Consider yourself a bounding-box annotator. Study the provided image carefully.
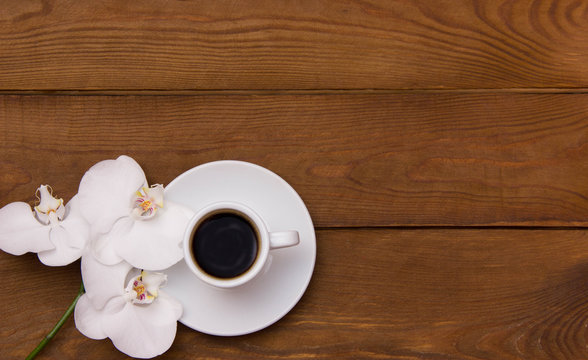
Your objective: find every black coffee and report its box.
[192,212,258,279]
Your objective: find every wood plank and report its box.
[2,93,588,227]
[2,228,588,359]
[1,0,587,90]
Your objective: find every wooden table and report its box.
[2,1,588,359]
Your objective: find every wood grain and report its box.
[1,2,586,359]
[2,93,588,227]
[2,229,588,359]
[1,0,587,90]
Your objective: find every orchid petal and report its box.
[37,226,83,266]
[149,185,164,208]
[81,251,132,309]
[36,196,91,266]
[78,155,147,234]
[74,294,107,340]
[0,202,53,255]
[60,195,90,249]
[91,217,134,266]
[141,271,167,298]
[101,294,180,359]
[113,202,190,270]
[158,292,183,321]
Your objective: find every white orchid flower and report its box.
[77,155,194,270]
[75,252,182,359]
[0,185,89,266]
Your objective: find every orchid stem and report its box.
[26,282,85,360]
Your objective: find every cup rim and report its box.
[183,201,270,288]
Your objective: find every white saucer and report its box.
[163,161,316,336]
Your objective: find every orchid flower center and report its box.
[34,185,65,226]
[124,270,167,305]
[131,185,164,220]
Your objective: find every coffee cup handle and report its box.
[269,231,300,249]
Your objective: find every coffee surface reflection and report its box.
[192,212,259,279]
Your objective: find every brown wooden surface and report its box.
[3,229,588,359]
[2,94,588,227]
[1,0,588,90]
[2,0,588,359]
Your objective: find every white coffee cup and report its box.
[183,201,300,288]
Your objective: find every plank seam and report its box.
[314,226,588,231]
[1,88,588,96]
